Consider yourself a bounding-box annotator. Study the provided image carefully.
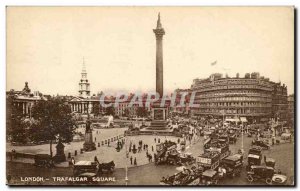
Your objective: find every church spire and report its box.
[82,57,86,73]
[79,57,90,98]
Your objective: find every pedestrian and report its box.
[94,156,99,164]
[130,156,133,165]
[71,157,75,165]
[134,157,137,165]
[158,138,160,143]
[154,138,156,143]
[152,145,154,151]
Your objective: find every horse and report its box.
[98,161,115,174]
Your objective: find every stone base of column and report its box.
[83,131,96,151]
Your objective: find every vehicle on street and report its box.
[252,140,270,150]
[247,146,262,169]
[247,165,275,184]
[200,169,219,185]
[155,141,180,165]
[265,158,276,168]
[34,154,54,168]
[197,151,220,170]
[160,166,202,185]
[73,161,99,177]
[221,154,243,177]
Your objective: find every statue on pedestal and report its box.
[83,113,96,151]
[53,138,66,163]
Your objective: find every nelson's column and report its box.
[149,13,170,131]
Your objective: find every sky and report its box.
[6,7,294,96]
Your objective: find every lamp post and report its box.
[124,134,129,185]
[241,122,244,153]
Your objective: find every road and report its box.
[6,135,294,186]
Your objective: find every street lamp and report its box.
[124,134,129,185]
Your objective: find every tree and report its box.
[92,103,100,117]
[30,97,77,157]
[137,107,148,118]
[105,106,115,116]
[6,94,28,143]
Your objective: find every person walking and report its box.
[71,157,75,165]
[94,156,99,164]
[134,157,137,166]
[152,145,154,152]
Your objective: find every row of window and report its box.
[193,85,273,92]
[195,97,272,102]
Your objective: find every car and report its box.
[247,165,275,184]
[200,169,219,185]
[251,140,270,150]
[265,158,276,168]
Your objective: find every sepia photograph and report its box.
[6,6,295,186]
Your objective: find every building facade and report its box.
[287,94,294,127]
[191,72,288,122]
[6,82,46,116]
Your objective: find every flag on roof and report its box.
[211,60,217,66]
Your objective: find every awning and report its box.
[225,118,240,122]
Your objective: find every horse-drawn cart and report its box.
[34,154,54,168]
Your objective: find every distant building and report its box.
[6,82,46,116]
[287,94,294,127]
[191,72,288,122]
